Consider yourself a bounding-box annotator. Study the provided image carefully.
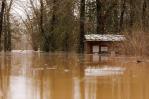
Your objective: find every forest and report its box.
[0,0,148,54]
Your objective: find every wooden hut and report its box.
[84,34,125,54]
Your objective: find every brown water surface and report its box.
[0,52,149,99]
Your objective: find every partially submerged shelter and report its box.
[84,34,125,54]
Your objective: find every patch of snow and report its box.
[85,34,125,41]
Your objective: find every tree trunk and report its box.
[79,0,85,53]
[119,0,126,32]
[40,0,44,51]
[4,12,11,52]
[4,0,12,52]
[49,0,57,52]
[129,0,135,31]
[40,0,50,52]
[7,1,12,51]
[142,0,147,32]
[4,13,7,52]
[96,0,103,34]
[40,0,44,39]
[0,0,6,50]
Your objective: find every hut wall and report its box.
[85,41,121,54]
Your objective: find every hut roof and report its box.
[85,34,125,41]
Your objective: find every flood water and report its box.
[0,52,149,99]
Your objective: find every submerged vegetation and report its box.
[0,0,148,55]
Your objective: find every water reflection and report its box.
[0,52,149,99]
[85,66,125,76]
[0,53,11,99]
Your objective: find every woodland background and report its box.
[0,0,148,53]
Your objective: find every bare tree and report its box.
[96,0,102,34]
[142,0,147,32]
[119,0,126,32]
[4,0,14,52]
[96,0,117,34]
[0,0,6,50]
[79,0,85,53]
[129,0,135,31]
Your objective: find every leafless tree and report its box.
[79,0,85,53]
[0,0,6,50]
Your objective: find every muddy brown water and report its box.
[0,52,149,99]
